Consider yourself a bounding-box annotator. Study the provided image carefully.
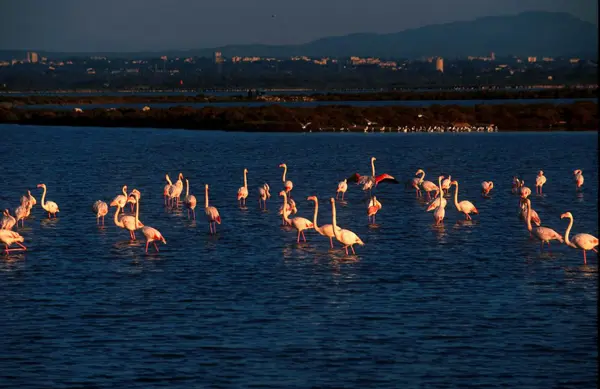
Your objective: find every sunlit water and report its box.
[0,125,597,388]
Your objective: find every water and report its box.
[15,98,595,111]
[0,125,597,388]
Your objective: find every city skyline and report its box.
[0,0,597,52]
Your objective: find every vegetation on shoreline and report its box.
[0,88,597,106]
[0,102,596,132]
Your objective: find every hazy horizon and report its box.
[0,0,597,52]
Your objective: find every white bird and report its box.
[535,171,546,195]
[0,229,26,254]
[92,200,109,225]
[300,122,311,130]
[204,184,221,234]
[330,198,364,255]
[258,183,271,210]
[37,183,59,218]
[1,209,16,230]
[308,196,340,248]
[336,179,348,200]
[237,168,249,207]
[280,191,313,243]
[184,179,197,220]
[561,212,598,264]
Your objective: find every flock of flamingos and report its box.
[0,159,597,262]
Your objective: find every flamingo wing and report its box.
[346,173,363,183]
[375,174,399,185]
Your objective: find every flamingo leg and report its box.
[583,250,587,264]
[351,245,356,254]
[192,209,196,220]
[329,237,334,249]
[16,242,27,250]
[342,192,345,201]
[297,230,301,243]
[213,222,217,234]
[344,246,349,255]
[153,242,159,252]
[336,192,339,200]
[302,231,306,242]
[145,241,150,253]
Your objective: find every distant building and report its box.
[527,56,537,63]
[435,57,444,73]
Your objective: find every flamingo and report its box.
[432,176,446,225]
[279,191,313,242]
[441,175,451,196]
[170,173,184,207]
[14,196,29,228]
[573,169,584,191]
[164,174,174,206]
[410,169,425,198]
[519,183,531,199]
[450,180,478,220]
[279,164,293,199]
[0,229,26,254]
[26,191,37,209]
[237,168,249,207]
[110,185,128,210]
[525,198,563,252]
[258,183,271,210]
[92,200,108,225]
[37,183,59,218]
[127,192,166,253]
[126,189,140,213]
[512,178,523,194]
[112,190,143,240]
[367,196,382,224]
[336,179,348,200]
[1,210,16,230]
[426,176,447,212]
[204,184,221,234]
[481,181,494,197]
[279,195,297,226]
[347,157,398,195]
[519,198,541,227]
[184,179,197,220]
[535,171,546,195]
[560,212,598,264]
[307,196,340,248]
[330,198,364,255]
[421,175,439,202]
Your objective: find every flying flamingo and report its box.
[237,168,249,207]
[204,184,221,234]
[0,229,26,255]
[441,175,452,196]
[535,171,546,195]
[450,180,478,220]
[184,179,197,220]
[573,169,584,191]
[410,169,425,198]
[110,185,128,210]
[481,181,494,197]
[279,164,294,199]
[37,183,59,218]
[164,174,174,205]
[367,196,382,224]
[307,196,340,248]
[336,179,348,200]
[92,200,109,225]
[128,192,166,253]
[279,191,313,242]
[258,183,271,210]
[330,198,364,255]
[300,122,311,130]
[112,191,143,240]
[525,198,563,252]
[347,157,398,195]
[1,210,16,230]
[560,212,598,264]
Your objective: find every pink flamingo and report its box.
[367,196,382,224]
[525,198,563,252]
[1,209,16,230]
[110,185,128,209]
[92,200,108,225]
[163,174,174,206]
[258,183,270,210]
[331,198,364,255]
[37,183,59,218]
[573,169,584,191]
[0,229,26,255]
[184,179,197,220]
[450,180,478,220]
[416,169,439,201]
[308,196,340,248]
[279,191,313,242]
[128,192,166,253]
[561,212,598,264]
[204,184,221,234]
[126,189,140,213]
[441,175,451,196]
[336,179,348,200]
[279,164,294,199]
[433,176,446,225]
[535,171,546,195]
[112,191,144,240]
[481,181,494,197]
[237,168,249,207]
[347,157,398,195]
[410,169,425,198]
[169,173,184,207]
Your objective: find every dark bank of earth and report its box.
[0,102,596,132]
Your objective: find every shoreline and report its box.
[0,102,596,132]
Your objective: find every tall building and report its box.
[435,57,444,73]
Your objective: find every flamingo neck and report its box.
[41,186,47,209]
[371,159,376,177]
[166,175,172,185]
[205,187,209,208]
[281,193,291,223]
[282,166,287,182]
[312,199,320,232]
[244,171,247,189]
[525,200,533,232]
[331,200,341,239]
[135,195,140,227]
[564,216,574,246]
[453,183,460,210]
[122,186,127,196]
[438,177,443,198]
[185,180,189,197]
[114,206,124,228]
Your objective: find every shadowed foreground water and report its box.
[0,125,597,388]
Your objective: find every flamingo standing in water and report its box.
[481,181,494,197]
[204,184,221,234]
[258,183,271,210]
[110,185,128,210]
[410,169,425,198]
[560,212,598,264]
[164,174,174,205]
[347,157,398,196]
[330,198,364,255]
[421,178,439,202]
[308,196,340,248]
[14,197,29,228]
[37,183,59,218]
[170,173,184,207]
[237,168,249,207]
[367,196,382,224]
[441,175,451,196]
[184,179,197,220]
[129,192,166,253]
[26,191,37,209]
[126,189,140,213]
[279,192,297,225]
[450,180,478,220]
[432,176,446,225]
[112,191,143,240]
[279,164,294,199]
[535,171,546,195]
[573,169,584,191]
[512,177,523,194]
[525,198,563,252]
[279,191,313,242]
[0,229,26,254]
[1,210,16,230]
[92,200,109,225]
[336,179,348,200]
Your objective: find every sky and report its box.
[0,0,597,52]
